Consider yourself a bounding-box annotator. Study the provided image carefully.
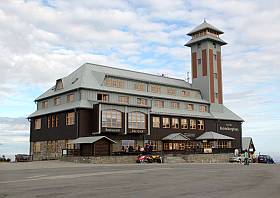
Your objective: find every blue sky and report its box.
[0,0,280,160]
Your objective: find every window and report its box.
[137,98,147,106]
[34,118,41,130]
[164,143,173,150]
[181,90,190,97]
[47,115,58,128]
[203,142,211,148]
[181,118,188,129]
[47,116,51,128]
[135,83,145,91]
[199,105,207,112]
[118,96,129,104]
[67,94,74,103]
[171,102,180,109]
[195,92,201,99]
[122,140,135,150]
[66,112,75,126]
[54,97,61,106]
[97,93,109,102]
[33,142,41,153]
[213,42,216,48]
[42,100,48,109]
[214,54,217,60]
[128,112,146,129]
[153,117,160,128]
[105,78,124,88]
[52,115,55,128]
[215,93,219,100]
[187,104,194,111]
[186,141,195,149]
[102,110,122,128]
[178,143,185,150]
[197,120,204,130]
[190,119,196,129]
[144,140,160,151]
[198,59,201,65]
[162,117,170,128]
[55,79,63,90]
[171,118,179,129]
[214,73,218,79]
[155,100,164,108]
[218,141,230,148]
[55,116,58,127]
[151,84,161,93]
[197,43,201,48]
[167,88,176,95]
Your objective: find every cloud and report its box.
[0,117,29,144]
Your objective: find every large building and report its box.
[28,21,243,160]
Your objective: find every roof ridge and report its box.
[85,63,189,83]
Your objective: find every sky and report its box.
[0,0,280,160]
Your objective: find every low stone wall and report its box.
[61,155,137,164]
[183,153,233,163]
[61,153,233,164]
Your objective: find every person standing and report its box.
[244,150,249,165]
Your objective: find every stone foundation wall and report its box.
[61,156,137,164]
[31,140,71,161]
[180,153,232,163]
[61,153,232,164]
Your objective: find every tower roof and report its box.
[185,34,227,47]
[187,20,224,36]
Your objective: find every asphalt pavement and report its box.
[0,161,279,198]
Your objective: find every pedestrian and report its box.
[244,149,249,165]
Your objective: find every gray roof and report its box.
[210,105,243,121]
[196,131,234,140]
[69,136,116,144]
[242,137,254,151]
[36,63,192,101]
[28,100,95,118]
[162,133,190,141]
[185,34,227,47]
[187,20,224,35]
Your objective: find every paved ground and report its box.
[0,161,279,198]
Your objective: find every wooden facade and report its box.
[30,106,242,155]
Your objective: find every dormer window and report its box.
[55,79,63,91]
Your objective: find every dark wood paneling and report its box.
[94,139,111,156]
[30,110,77,141]
[79,109,94,137]
[92,104,99,133]
[81,144,92,156]
[149,115,242,149]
